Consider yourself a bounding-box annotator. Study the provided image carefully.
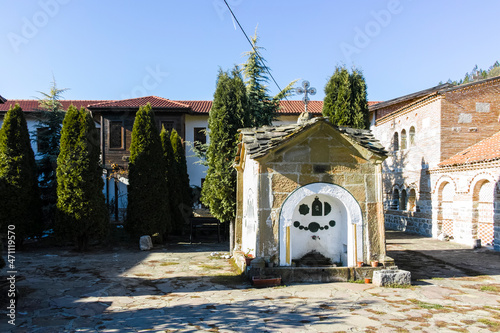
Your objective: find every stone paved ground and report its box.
[1,231,500,332]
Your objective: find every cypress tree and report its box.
[201,67,248,227]
[126,103,170,239]
[56,105,108,251]
[0,104,42,246]
[322,66,369,129]
[160,127,176,233]
[170,129,192,233]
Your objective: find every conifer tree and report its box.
[242,30,296,127]
[160,127,176,232]
[170,129,192,232]
[322,66,369,129]
[0,104,42,246]
[126,103,170,239]
[56,105,108,251]
[202,67,248,239]
[34,79,68,224]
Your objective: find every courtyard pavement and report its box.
[1,231,500,332]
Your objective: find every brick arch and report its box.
[471,177,495,246]
[432,175,457,195]
[434,177,456,238]
[468,172,497,195]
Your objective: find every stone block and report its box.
[271,173,298,193]
[310,138,330,163]
[372,269,411,287]
[284,146,310,162]
[139,235,153,251]
[299,174,320,185]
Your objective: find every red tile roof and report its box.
[0,96,380,116]
[88,96,190,109]
[439,131,500,167]
[0,100,108,112]
[177,100,212,113]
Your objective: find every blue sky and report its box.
[1,0,499,103]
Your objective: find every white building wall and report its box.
[184,114,209,187]
[241,154,259,257]
[373,99,442,236]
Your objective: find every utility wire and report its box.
[223,0,291,101]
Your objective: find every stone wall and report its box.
[253,127,385,265]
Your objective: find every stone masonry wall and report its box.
[254,128,385,264]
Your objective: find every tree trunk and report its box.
[229,219,235,255]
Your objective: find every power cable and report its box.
[223,0,291,101]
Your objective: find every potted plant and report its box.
[371,260,379,267]
[244,249,254,266]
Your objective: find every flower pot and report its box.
[252,276,281,287]
[364,278,371,284]
[371,261,379,267]
[245,257,254,266]
[357,261,363,267]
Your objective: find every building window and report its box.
[408,189,416,211]
[194,127,206,145]
[391,189,400,210]
[393,132,399,151]
[401,129,407,150]
[400,189,407,211]
[109,121,124,149]
[36,127,50,153]
[409,126,415,146]
[161,121,175,133]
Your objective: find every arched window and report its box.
[409,126,415,146]
[401,129,407,150]
[408,189,416,211]
[393,132,399,151]
[391,189,400,210]
[400,189,407,211]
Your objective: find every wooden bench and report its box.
[189,217,221,243]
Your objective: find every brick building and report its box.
[370,76,500,250]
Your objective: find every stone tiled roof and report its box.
[237,117,387,160]
[439,131,500,167]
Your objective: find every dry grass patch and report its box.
[478,318,500,330]
[451,275,492,282]
[366,308,386,315]
[159,262,179,266]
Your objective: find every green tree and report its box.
[322,66,370,129]
[242,30,296,127]
[126,103,170,239]
[34,79,68,225]
[170,129,192,233]
[160,127,176,233]
[56,105,108,251]
[202,67,249,250]
[0,104,42,246]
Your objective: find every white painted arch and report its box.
[279,182,363,267]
